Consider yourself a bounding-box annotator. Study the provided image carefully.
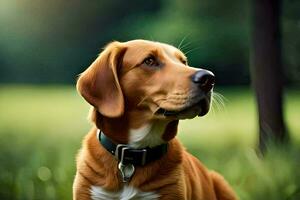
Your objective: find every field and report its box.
[0,85,299,200]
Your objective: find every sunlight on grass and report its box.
[0,85,299,200]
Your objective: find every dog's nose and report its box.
[192,70,215,92]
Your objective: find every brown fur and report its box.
[73,40,238,200]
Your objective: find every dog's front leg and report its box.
[210,171,238,200]
[73,172,92,200]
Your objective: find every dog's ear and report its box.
[77,42,127,118]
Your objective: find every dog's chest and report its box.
[90,185,159,200]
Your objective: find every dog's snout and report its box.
[192,70,215,92]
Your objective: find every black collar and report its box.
[97,130,168,166]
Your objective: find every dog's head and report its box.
[77,40,214,142]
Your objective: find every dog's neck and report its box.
[90,108,178,148]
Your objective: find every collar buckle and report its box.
[116,145,148,166]
[115,144,127,160]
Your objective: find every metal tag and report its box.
[118,162,135,183]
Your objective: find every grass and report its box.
[0,85,299,200]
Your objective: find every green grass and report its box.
[0,85,299,200]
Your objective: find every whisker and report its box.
[177,33,192,51]
[137,95,151,107]
[150,98,168,117]
[211,91,227,113]
[209,99,216,116]
[213,96,223,110]
[180,41,193,53]
[214,96,224,112]
[212,97,221,113]
[185,46,202,55]
[177,35,188,50]
[214,92,227,105]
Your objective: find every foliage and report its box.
[0,85,299,199]
[0,0,299,85]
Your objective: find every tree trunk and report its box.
[251,0,287,152]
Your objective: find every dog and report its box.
[73,40,238,200]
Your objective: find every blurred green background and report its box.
[0,0,299,199]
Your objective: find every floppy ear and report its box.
[77,42,127,118]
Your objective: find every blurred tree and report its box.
[282,0,300,85]
[251,0,288,152]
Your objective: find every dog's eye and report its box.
[143,56,157,66]
[181,59,187,65]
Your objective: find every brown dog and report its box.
[73,40,238,200]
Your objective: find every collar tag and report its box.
[118,162,135,183]
[116,146,137,182]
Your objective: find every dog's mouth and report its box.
[155,98,210,118]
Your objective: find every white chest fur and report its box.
[129,121,167,149]
[90,185,159,200]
